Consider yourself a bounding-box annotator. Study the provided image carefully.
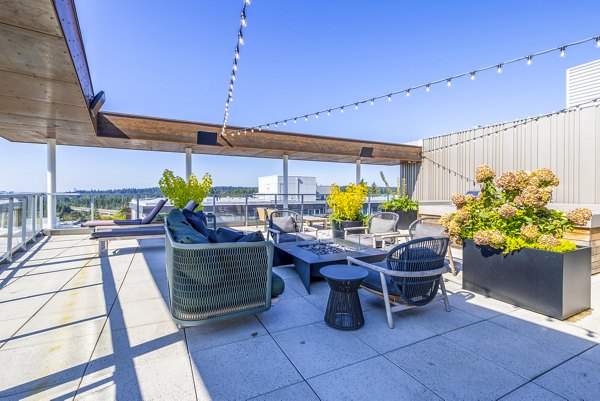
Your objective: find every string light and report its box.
[222,34,599,136]
[315,113,319,119]
[220,1,250,136]
[304,115,308,121]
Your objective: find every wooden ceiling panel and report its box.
[0,70,84,106]
[0,0,62,36]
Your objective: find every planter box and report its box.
[380,209,418,229]
[331,220,362,239]
[462,239,591,320]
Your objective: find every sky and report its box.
[2,0,600,192]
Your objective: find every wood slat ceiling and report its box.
[0,0,422,166]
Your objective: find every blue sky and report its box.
[2,0,600,191]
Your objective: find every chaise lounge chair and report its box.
[82,198,168,230]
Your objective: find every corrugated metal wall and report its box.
[413,102,600,202]
[567,59,600,108]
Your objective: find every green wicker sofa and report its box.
[165,210,281,327]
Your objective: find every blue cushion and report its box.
[215,227,244,243]
[271,272,285,297]
[361,265,404,296]
[168,224,210,244]
[167,209,192,229]
[237,231,265,242]
[182,209,209,236]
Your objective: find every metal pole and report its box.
[136,196,140,219]
[7,198,14,262]
[212,195,217,224]
[356,159,361,184]
[367,194,371,216]
[282,155,289,209]
[46,138,56,229]
[21,197,27,250]
[244,195,249,226]
[185,147,192,182]
[90,195,95,221]
[300,194,304,220]
[31,195,36,242]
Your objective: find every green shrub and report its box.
[380,177,418,212]
[440,165,592,253]
[158,169,212,210]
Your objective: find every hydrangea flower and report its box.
[566,208,593,226]
[473,230,506,248]
[450,194,466,209]
[520,224,539,241]
[475,164,496,183]
[496,170,530,191]
[515,186,551,208]
[529,168,559,188]
[498,204,517,219]
[538,234,561,248]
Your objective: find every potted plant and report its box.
[440,164,592,320]
[380,176,419,229]
[158,169,213,209]
[327,182,368,238]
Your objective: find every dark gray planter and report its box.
[331,220,362,239]
[462,239,591,320]
[382,209,418,230]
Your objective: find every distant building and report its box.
[566,59,600,108]
[258,175,317,201]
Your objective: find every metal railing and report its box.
[0,193,45,263]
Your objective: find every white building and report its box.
[258,175,317,202]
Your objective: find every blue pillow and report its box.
[169,224,210,244]
[182,209,209,236]
[215,227,244,243]
[167,209,192,228]
[237,231,265,242]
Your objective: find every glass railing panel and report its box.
[0,198,9,259]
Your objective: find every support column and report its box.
[46,139,56,229]
[185,148,192,182]
[282,155,289,209]
[355,159,361,184]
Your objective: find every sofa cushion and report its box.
[169,224,210,244]
[237,231,265,242]
[277,233,312,243]
[271,216,296,233]
[182,209,209,236]
[167,209,192,229]
[215,227,245,243]
[271,272,285,298]
[370,217,396,233]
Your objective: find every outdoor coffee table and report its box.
[320,264,368,330]
[273,239,386,294]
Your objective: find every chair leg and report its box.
[440,278,451,312]
[380,272,394,328]
[447,247,457,276]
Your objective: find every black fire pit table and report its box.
[320,264,368,330]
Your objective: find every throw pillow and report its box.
[370,217,396,233]
[167,209,192,228]
[215,227,245,243]
[182,208,209,236]
[271,216,296,233]
[237,231,265,242]
[169,225,210,244]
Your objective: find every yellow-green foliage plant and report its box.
[440,165,592,253]
[158,169,213,210]
[327,182,368,222]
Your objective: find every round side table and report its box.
[320,264,368,330]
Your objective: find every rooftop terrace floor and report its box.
[1,234,600,400]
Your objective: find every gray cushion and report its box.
[237,231,265,242]
[168,224,210,244]
[370,217,396,233]
[166,209,192,229]
[91,226,164,238]
[271,216,296,233]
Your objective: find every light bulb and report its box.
[237,131,240,135]
[233,63,238,71]
[241,17,247,27]
[232,74,236,81]
[560,47,565,57]
[341,107,344,113]
[315,113,319,119]
[274,123,278,128]
[497,64,502,74]
[387,95,392,102]
[266,124,269,129]
[405,89,410,97]
[304,115,308,121]
[239,35,244,45]
[447,79,452,87]
[251,128,254,132]
[526,55,532,65]
[258,126,262,131]
[245,0,251,4]
[370,99,374,106]
[283,121,287,126]
[470,72,476,80]
[426,84,430,92]
[596,37,600,48]
[327,110,331,116]
[294,118,297,123]
[244,129,247,134]
[354,103,359,110]
[235,48,240,59]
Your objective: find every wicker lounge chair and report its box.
[267,210,315,243]
[344,212,400,248]
[347,236,451,328]
[165,218,275,327]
